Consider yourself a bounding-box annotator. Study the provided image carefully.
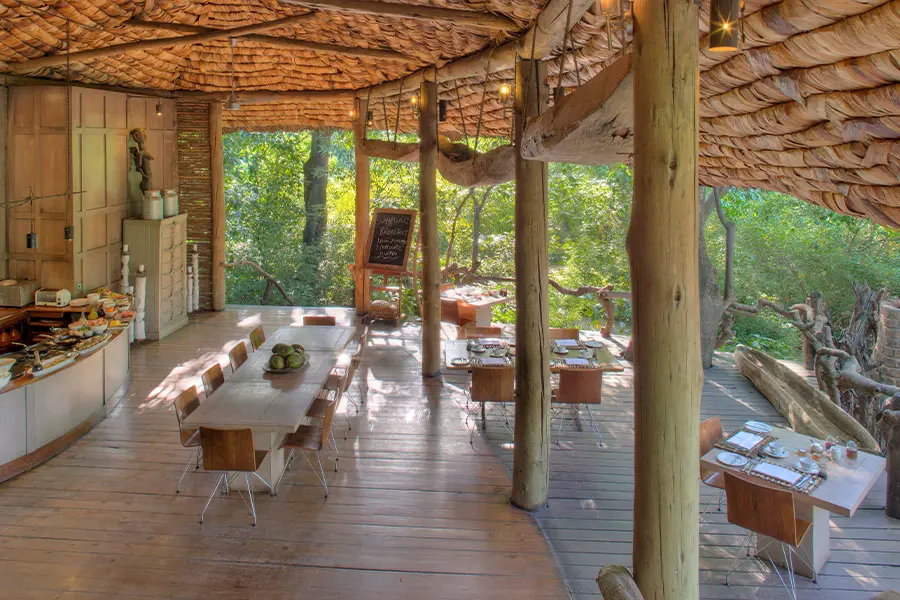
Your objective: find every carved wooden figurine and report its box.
[129,128,154,191]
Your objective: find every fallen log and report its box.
[223,260,295,306]
[734,345,880,452]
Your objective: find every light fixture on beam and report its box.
[366,110,374,127]
[709,0,740,52]
[26,231,38,249]
[409,94,419,114]
[155,102,163,117]
[596,0,621,15]
[64,225,74,241]
[349,107,357,119]
[499,84,511,104]
[438,100,447,122]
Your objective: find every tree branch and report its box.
[223,260,294,305]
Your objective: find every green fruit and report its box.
[291,343,305,353]
[272,343,292,357]
[286,353,305,368]
[269,355,285,370]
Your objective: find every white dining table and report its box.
[184,325,356,490]
[701,425,886,578]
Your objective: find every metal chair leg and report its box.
[245,472,257,526]
[724,530,753,586]
[176,448,199,494]
[201,472,226,523]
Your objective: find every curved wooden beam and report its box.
[520,54,633,165]
[281,0,519,31]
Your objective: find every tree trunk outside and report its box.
[881,397,900,519]
[698,228,724,368]
[303,129,331,246]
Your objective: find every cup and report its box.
[798,457,817,472]
[830,446,843,461]
[767,441,784,455]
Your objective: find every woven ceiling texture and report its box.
[1,0,900,227]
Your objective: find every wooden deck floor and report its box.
[0,308,569,600]
[468,341,900,600]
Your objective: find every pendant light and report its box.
[498,84,511,104]
[409,93,419,114]
[226,38,241,110]
[438,100,447,122]
[709,0,740,52]
[155,102,163,117]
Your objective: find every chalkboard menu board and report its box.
[364,208,417,272]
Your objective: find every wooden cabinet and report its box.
[124,214,188,340]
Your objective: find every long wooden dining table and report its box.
[443,339,626,373]
[184,325,356,490]
[701,424,885,578]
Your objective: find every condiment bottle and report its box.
[846,440,859,460]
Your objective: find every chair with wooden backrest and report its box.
[303,315,336,326]
[549,327,580,340]
[468,366,515,443]
[552,368,604,445]
[201,363,225,398]
[281,396,340,497]
[198,427,272,525]
[699,417,726,518]
[228,341,249,373]
[174,386,201,493]
[459,325,503,339]
[723,471,814,594]
[249,326,266,351]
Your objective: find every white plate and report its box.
[450,357,470,366]
[744,420,773,434]
[584,341,604,349]
[794,460,820,475]
[69,298,91,308]
[717,451,748,467]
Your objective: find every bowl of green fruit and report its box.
[263,343,308,373]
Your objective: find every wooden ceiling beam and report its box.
[280,0,519,31]
[124,18,410,62]
[360,0,594,100]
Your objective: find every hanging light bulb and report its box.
[226,38,241,110]
[349,107,357,119]
[409,94,419,114]
[366,110,374,126]
[708,0,740,52]
[596,0,620,15]
[155,102,163,117]
[499,84,511,104]
[438,100,447,122]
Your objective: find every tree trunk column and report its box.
[512,59,551,512]
[627,0,702,596]
[419,79,441,378]
[353,99,371,315]
[210,101,226,312]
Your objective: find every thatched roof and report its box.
[2,0,900,227]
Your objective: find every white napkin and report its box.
[479,358,507,366]
[556,339,580,347]
[751,462,802,485]
[727,431,764,451]
[564,358,590,367]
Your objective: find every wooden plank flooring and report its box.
[471,338,900,600]
[0,308,569,600]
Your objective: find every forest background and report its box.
[223,129,900,360]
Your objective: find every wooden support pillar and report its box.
[210,101,226,312]
[419,78,441,378]
[511,59,551,512]
[353,98,371,315]
[627,0,702,596]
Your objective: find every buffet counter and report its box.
[0,322,130,483]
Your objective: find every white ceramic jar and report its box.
[163,189,179,217]
[142,190,163,220]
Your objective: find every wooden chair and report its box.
[198,427,272,525]
[723,471,814,594]
[459,325,502,339]
[303,314,336,326]
[280,397,339,497]
[549,327,580,340]
[201,363,225,398]
[249,325,266,351]
[174,386,202,493]
[552,368,604,445]
[468,366,515,443]
[228,341,249,373]
[699,416,725,518]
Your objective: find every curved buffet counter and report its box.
[0,323,130,483]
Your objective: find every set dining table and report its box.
[444,337,626,373]
[701,423,886,578]
[441,287,514,327]
[183,325,356,491]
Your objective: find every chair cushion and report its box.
[280,425,324,451]
[306,396,329,420]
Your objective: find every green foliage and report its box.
[223,131,899,359]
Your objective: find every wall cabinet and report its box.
[124,214,188,340]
